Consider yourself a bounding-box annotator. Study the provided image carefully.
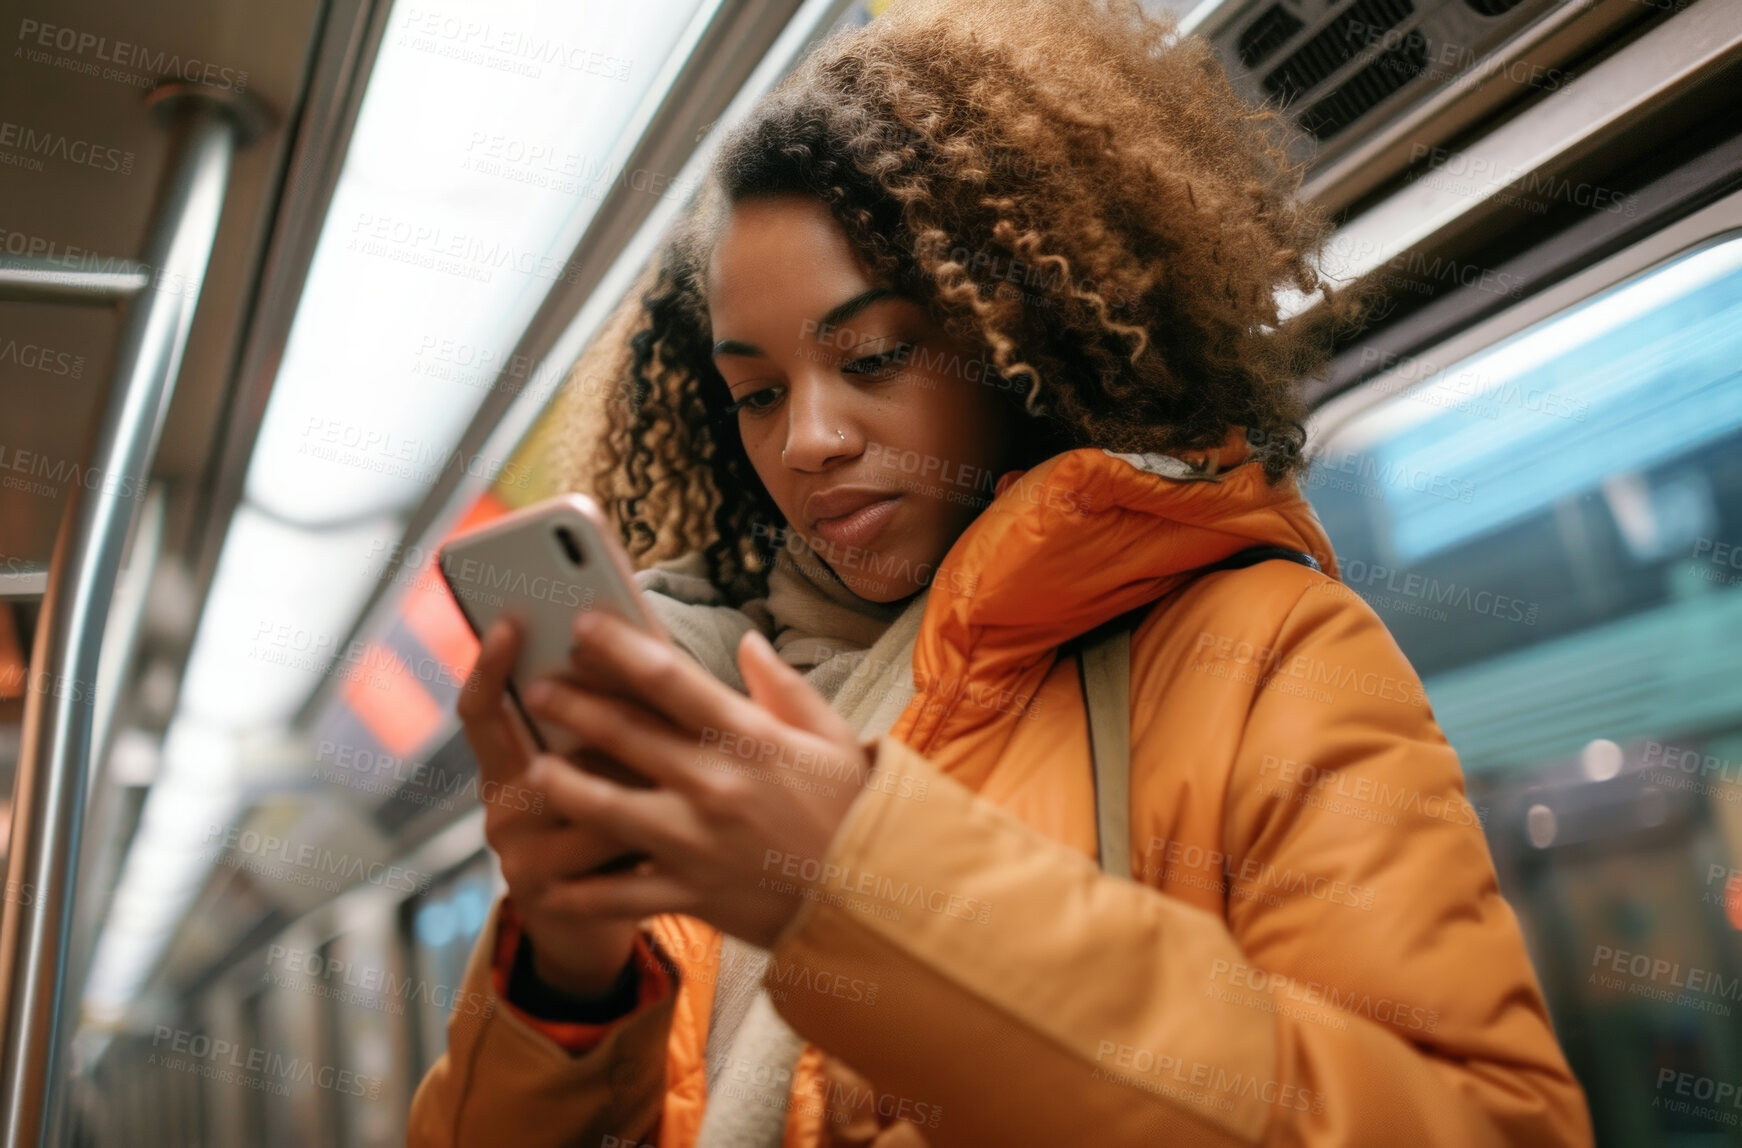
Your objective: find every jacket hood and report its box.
[893,430,1338,757]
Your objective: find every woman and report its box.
[410,0,1593,1144]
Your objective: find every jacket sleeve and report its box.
[762,582,1593,1147]
[407,895,678,1147]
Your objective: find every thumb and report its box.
[738,630,854,740]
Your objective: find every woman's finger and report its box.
[457,618,536,782]
[526,679,728,794]
[737,629,857,743]
[527,755,702,858]
[539,867,694,921]
[520,822,643,880]
[566,609,758,741]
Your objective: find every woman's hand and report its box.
[520,609,872,949]
[455,617,643,999]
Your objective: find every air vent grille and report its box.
[1262,0,1415,104]
[1299,28,1429,139]
[1466,0,1529,14]
[1238,6,1306,68]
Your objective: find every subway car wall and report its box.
[3,0,1741,1144]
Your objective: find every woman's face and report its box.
[706,195,1022,602]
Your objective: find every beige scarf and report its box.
[633,536,928,1147]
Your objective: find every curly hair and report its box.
[566,0,1361,603]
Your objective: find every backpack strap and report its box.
[1077,546,1321,878]
[1080,625,1135,876]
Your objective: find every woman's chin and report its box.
[830,566,911,603]
[824,554,926,604]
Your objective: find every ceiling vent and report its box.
[1238,6,1306,67]
[1299,29,1429,140]
[1262,0,1415,105]
[1207,0,1587,171]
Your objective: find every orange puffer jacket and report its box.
[409,442,1594,1147]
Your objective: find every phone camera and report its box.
[554,526,587,567]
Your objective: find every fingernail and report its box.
[525,681,554,707]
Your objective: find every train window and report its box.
[402,851,496,1077]
[83,0,722,1040]
[1310,232,1742,692]
[1308,231,1742,1143]
[319,931,401,1148]
[236,987,268,1147]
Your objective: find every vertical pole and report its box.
[0,91,242,1147]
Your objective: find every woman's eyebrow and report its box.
[710,286,900,359]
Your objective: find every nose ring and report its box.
[783,430,847,465]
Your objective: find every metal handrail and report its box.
[0,261,151,306]
[0,90,245,1148]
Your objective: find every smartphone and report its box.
[436,493,666,760]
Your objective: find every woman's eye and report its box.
[841,344,914,380]
[725,386,782,416]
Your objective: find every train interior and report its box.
[2,0,1741,1143]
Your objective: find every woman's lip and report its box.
[811,495,901,549]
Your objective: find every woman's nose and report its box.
[780,381,859,471]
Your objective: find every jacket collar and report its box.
[894,430,1338,753]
